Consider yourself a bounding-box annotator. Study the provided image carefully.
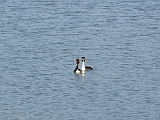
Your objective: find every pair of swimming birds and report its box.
[74,57,93,74]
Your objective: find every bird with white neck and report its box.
[81,57,93,73]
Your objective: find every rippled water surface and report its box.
[0,0,160,120]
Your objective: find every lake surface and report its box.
[0,0,160,120]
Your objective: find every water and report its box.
[0,0,160,120]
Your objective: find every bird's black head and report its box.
[76,59,80,64]
[81,57,85,62]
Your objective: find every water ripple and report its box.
[0,0,160,120]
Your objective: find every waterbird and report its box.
[73,59,82,74]
[81,57,93,73]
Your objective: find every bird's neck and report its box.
[74,64,79,71]
[82,62,85,71]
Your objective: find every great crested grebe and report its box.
[73,59,82,74]
[81,57,93,73]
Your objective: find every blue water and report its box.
[0,0,160,120]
